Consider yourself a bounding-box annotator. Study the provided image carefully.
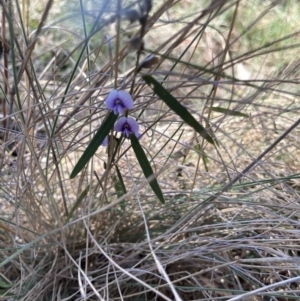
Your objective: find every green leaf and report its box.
[70,112,118,179]
[115,165,127,195]
[142,75,215,144]
[66,185,90,223]
[211,107,249,117]
[194,144,209,172]
[130,134,165,204]
[0,277,12,289]
[0,290,13,297]
[114,165,127,210]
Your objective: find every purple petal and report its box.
[126,117,139,134]
[114,116,127,132]
[114,116,140,138]
[124,128,130,137]
[113,106,119,115]
[105,90,118,110]
[102,136,108,146]
[117,104,124,115]
[118,90,134,110]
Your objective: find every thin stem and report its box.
[114,0,122,89]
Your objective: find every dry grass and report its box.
[1,0,300,300]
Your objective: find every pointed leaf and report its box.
[130,134,165,204]
[114,165,127,210]
[70,112,118,179]
[211,107,249,117]
[115,165,127,195]
[194,144,209,172]
[142,75,214,144]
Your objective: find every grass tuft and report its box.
[1,0,300,300]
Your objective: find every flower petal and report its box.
[114,116,127,132]
[118,90,134,110]
[105,90,118,110]
[126,117,139,134]
[114,116,140,138]
[101,136,108,146]
[124,128,130,138]
[117,104,124,115]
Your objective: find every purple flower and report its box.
[105,90,134,115]
[114,116,140,138]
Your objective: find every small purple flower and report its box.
[105,90,134,115]
[114,116,140,138]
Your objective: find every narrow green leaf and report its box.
[66,185,90,223]
[0,277,12,289]
[70,112,118,179]
[0,290,11,296]
[211,107,249,117]
[130,134,165,204]
[115,165,127,195]
[142,75,214,144]
[194,144,209,172]
[114,165,127,210]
